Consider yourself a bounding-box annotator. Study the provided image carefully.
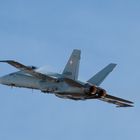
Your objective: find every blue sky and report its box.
[0,0,140,140]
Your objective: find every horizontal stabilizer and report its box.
[99,94,134,107]
[87,63,117,86]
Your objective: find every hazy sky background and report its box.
[0,0,140,140]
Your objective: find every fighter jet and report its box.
[0,49,133,107]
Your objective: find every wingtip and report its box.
[0,60,6,62]
[0,60,11,62]
[0,60,15,63]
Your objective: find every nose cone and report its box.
[0,76,4,84]
[0,76,5,84]
[0,75,10,85]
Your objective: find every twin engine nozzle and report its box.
[84,84,107,98]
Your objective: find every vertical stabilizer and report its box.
[87,63,117,86]
[62,49,81,80]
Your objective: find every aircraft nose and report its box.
[0,76,5,84]
[0,75,9,85]
[0,76,3,83]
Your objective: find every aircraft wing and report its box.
[0,60,55,81]
[0,60,85,87]
[99,94,134,107]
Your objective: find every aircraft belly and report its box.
[55,87,86,100]
[65,87,84,94]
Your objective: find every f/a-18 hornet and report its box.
[0,49,133,107]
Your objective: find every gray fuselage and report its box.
[0,71,86,100]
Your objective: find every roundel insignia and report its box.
[70,60,73,65]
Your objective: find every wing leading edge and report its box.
[0,60,55,81]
